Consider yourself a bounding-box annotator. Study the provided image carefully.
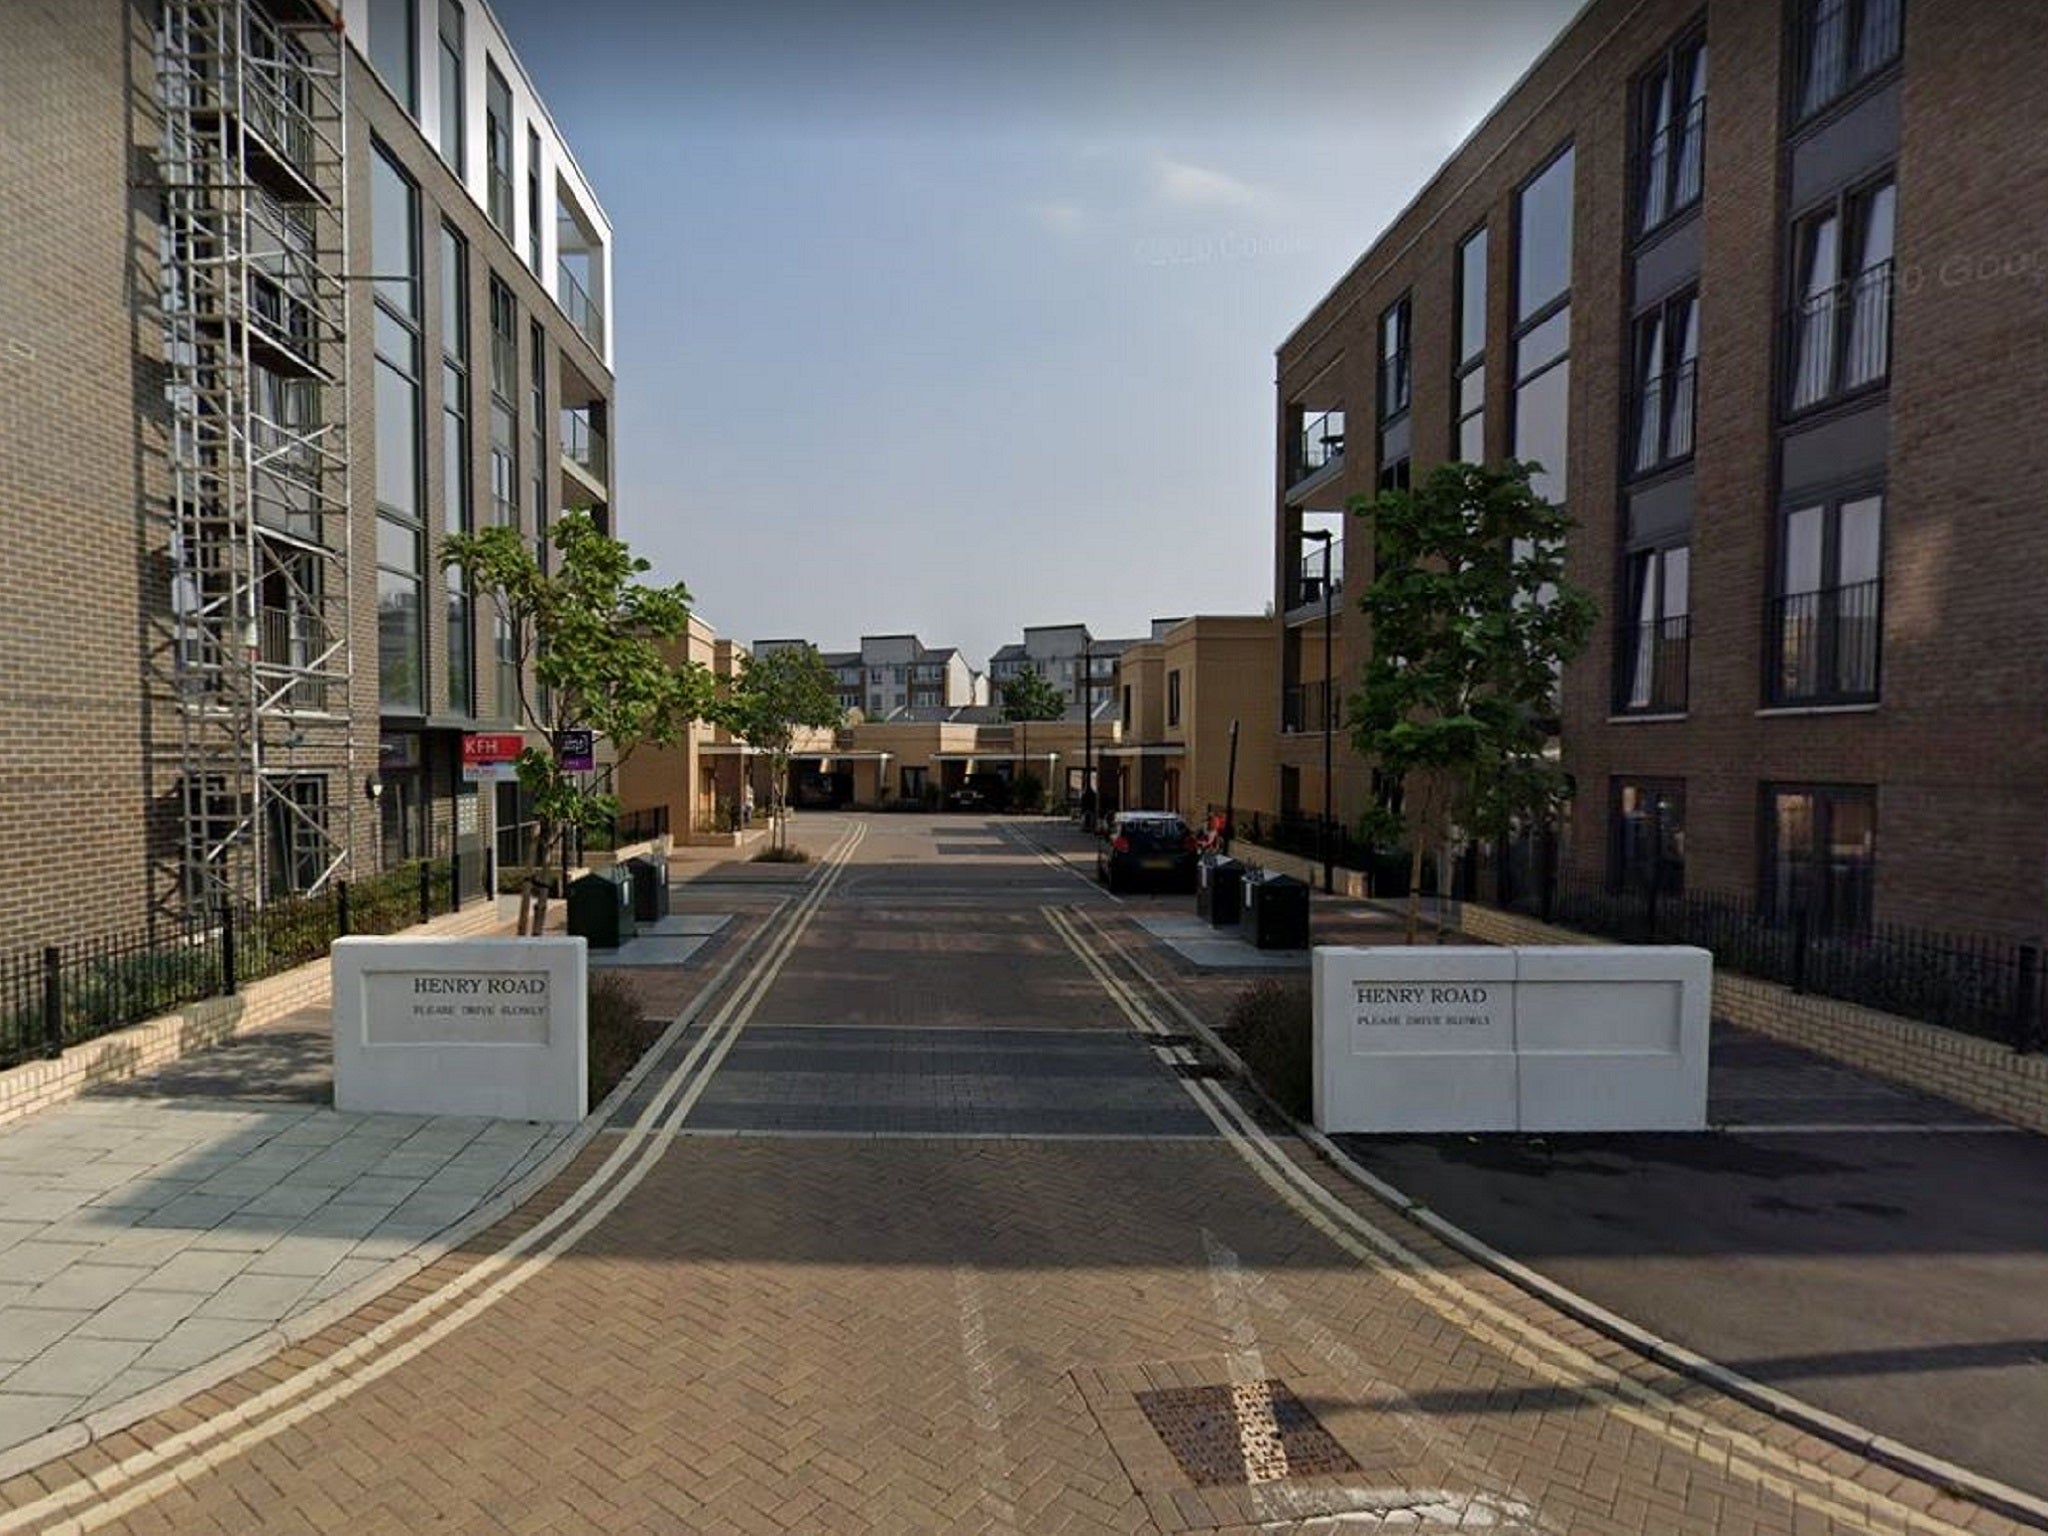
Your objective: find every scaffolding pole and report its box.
[155,0,353,917]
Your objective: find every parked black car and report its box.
[1096,811,1200,893]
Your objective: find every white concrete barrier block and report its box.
[1314,947,1519,1134]
[1312,943,1713,1134]
[1515,945,1710,1132]
[331,936,588,1123]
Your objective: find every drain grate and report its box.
[1135,1379,1361,1487]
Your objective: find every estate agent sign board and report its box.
[332,936,588,1122]
[1313,945,1710,1134]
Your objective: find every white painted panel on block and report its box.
[1515,981,1682,1053]
[1514,946,1710,1132]
[332,937,588,1123]
[1315,948,1518,1133]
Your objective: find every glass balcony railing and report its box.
[561,409,607,480]
[1281,680,1340,735]
[558,260,604,350]
[1287,541,1343,612]
[1289,409,1345,486]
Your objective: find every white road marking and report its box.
[1055,903,2002,1536]
[1715,1122,2020,1135]
[997,821,1123,903]
[954,1267,1021,1534]
[6,823,870,1533]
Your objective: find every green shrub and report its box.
[62,948,215,1038]
[587,972,659,1103]
[1219,979,1313,1120]
[752,844,810,864]
[1010,770,1045,813]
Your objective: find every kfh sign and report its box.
[462,732,524,784]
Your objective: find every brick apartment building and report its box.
[988,624,1138,723]
[0,0,615,951]
[1274,0,2048,937]
[756,635,984,720]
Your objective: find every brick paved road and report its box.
[0,814,2031,1534]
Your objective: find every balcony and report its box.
[1281,680,1340,735]
[1287,409,1345,490]
[561,407,607,490]
[558,259,604,352]
[1285,540,1343,621]
[1787,260,1892,414]
[1613,614,1689,714]
[1771,579,1880,705]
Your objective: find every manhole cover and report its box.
[1135,1379,1361,1487]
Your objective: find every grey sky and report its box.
[492,0,1583,664]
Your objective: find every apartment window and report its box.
[1616,544,1689,713]
[1454,227,1487,462]
[487,277,517,530]
[1610,780,1685,897]
[1787,176,1895,413]
[1121,685,1132,730]
[1374,293,1413,491]
[529,318,547,564]
[372,148,423,714]
[1167,669,1181,729]
[1630,288,1699,474]
[1377,295,1411,423]
[525,128,544,275]
[1636,32,1707,234]
[1516,146,1574,326]
[1513,147,1574,508]
[1765,784,1876,934]
[441,225,472,715]
[1795,0,1903,123]
[485,62,513,232]
[1772,492,1881,704]
[437,1,464,174]
[367,0,417,115]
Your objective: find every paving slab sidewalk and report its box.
[0,990,578,1464]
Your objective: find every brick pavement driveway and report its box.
[0,814,2033,1534]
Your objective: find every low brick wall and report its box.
[1451,901,2048,1134]
[0,901,506,1129]
[1232,843,1372,899]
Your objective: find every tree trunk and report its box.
[1405,839,1425,946]
[526,824,556,937]
[1434,843,1451,944]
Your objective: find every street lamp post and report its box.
[1081,641,1094,830]
[1304,530,1335,894]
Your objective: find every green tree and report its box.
[998,669,1066,722]
[441,514,712,936]
[1347,460,1598,943]
[720,644,843,850]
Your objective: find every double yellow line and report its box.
[1044,903,1995,1536]
[8,820,868,1535]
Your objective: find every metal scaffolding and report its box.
[156,0,354,914]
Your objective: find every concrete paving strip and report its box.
[1134,914,1312,970]
[0,1099,568,1462]
[589,935,711,968]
